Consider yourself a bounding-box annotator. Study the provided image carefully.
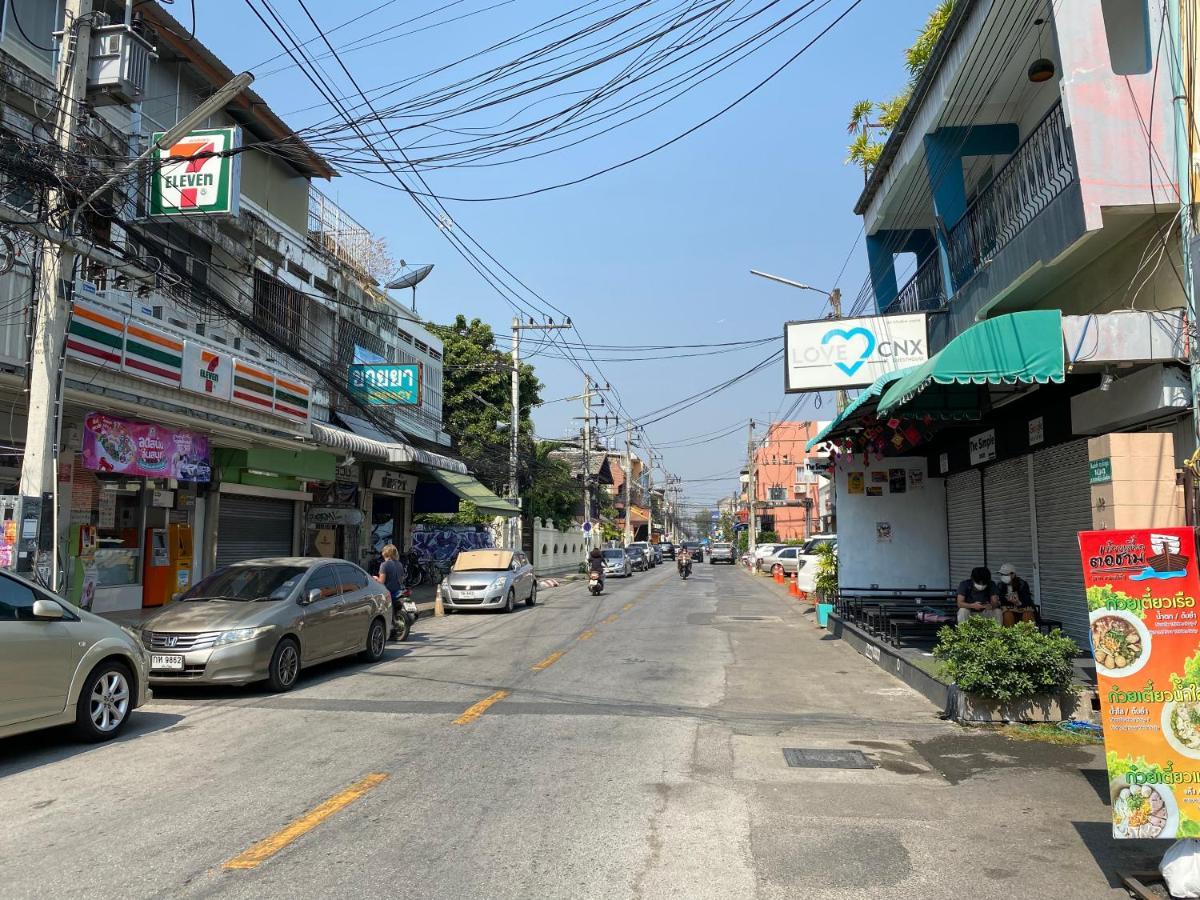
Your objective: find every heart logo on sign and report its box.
[821,326,877,376]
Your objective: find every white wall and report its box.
[834,456,948,590]
[532,518,589,576]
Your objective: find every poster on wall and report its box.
[81,412,211,482]
[847,472,864,495]
[876,521,892,542]
[908,468,924,490]
[1080,526,1200,839]
[870,471,887,484]
[889,468,906,494]
[866,486,883,497]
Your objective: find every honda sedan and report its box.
[142,558,391,691]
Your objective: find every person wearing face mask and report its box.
[956,565,1000,624]
[996,562,1035,626]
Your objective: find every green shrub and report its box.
[757,531,778,544]
[814,541,838,601]
[933,617,1078,702]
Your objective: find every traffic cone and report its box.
[788,575,798,597]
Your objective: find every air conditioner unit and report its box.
[86,25,156,106]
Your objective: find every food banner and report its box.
[81,412,211,482]
[1080,527,1200,840]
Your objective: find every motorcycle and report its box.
[678,559,692,580]
[391,587,418,642]
[589,571,604,595]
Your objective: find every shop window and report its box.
[95,485,144,587]
[0,573,37,620]
[768,487,786,502]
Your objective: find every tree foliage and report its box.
[527,441,579,527]
[693,509,713,534]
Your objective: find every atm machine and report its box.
[143,522,193,607]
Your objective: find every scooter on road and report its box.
[678,559,692,580]
[391,587,418,642]
[589,571,604,595]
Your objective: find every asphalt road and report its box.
[0,561,1162,898]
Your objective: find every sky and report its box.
[195,0,931,513]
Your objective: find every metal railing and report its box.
[947,101,1075,289]
[308,186,375,275]
[891,253,946,313]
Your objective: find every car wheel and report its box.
[504,589,515,613]
[526,583,537,607]
[362,616,387,660]
[74,661,133,742]
[267,638,301,692]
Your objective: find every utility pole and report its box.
[624,423,634,547]
[509,316,572,548]
[747,419,757,556]
[828,287,848,413]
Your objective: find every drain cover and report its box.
[782,748,875,769]
[730,615,770,621]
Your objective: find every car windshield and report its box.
[602,550,624,559]
[801,538,834,553]
[183,565,307,602]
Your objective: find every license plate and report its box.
[402,601,417,613]
[151,654,184,671]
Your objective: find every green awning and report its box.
[877,310,1064,417]
[805,367,916,451]
[423,468,521,518]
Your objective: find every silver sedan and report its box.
[441,549,537,613]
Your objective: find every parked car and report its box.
[649,544,663,565]
[601,548,632,578]
[627,542,656,568]
[0,569,151,742]
[142,558,391,691]
[442,549,537,614]
[752,543,788,570]
[795,534,838,595]
[625,545,648,572]
[709,542,736,564]
[762,545,801,576]
[658,542,676,560]
[680,541,705,563]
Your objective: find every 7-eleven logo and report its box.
[153,128,234,215]
[168,140,214,209]
[200,350,221,392]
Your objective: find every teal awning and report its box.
[804,367,916,451]
[876,310,1065,417]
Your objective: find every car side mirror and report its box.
[305,588,323,605]
[32,598,64,620]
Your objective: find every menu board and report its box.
[1080,527,1200,839]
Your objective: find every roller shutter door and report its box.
[216,494,295,569]
[984,456,1034,579]
[1033,440,1092,646]
[946,470,984,586]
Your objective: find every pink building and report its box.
[751,421,827,541]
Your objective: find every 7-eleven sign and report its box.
[150,127,240,216]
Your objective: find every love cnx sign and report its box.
[783,313,929,392]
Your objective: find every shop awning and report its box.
[876,310,1065,417]
[420,467,521,518]
[804,367,916,451]
[313,414,467,474]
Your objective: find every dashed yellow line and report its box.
[531,650,565,671]
[577,629,596,641]
[453,690,510,725]
[223,773,388,870]
[602,613,620,625]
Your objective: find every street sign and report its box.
[784,313,929,392]
[582,521,592,532]
[348,363,422,405]
[1089,457,1112,484]
[149,127,240,216]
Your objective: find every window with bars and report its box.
[768,487,786,502]
[253,270,303,347]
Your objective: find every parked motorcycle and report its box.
[589,571,604,595]
[391,587,418,642]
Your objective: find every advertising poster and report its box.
[847,472,864,495]
[866,485,883,497]
[1080,527,1200,839]
[870,470,888,484]
[81,413,211,482]
[875,521,892,542]
[889,468,906,494]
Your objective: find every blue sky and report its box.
[198,0,930,510]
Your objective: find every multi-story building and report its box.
[811,0,1193,644]
[750,422,828,541]
[0,1,511,612]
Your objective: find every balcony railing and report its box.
[891,253,945,313]
[947,101,1075,289]
[308,186,375,276]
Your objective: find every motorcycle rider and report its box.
[588,547,605,589]
[374,544,409,630]
[677,545,692,577]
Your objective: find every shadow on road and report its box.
[1071,820,1162,889]
[0,710,184,779]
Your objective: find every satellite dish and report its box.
[385,264,434,291]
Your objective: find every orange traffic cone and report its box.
[774,568,783,584]
[788,575,799,597]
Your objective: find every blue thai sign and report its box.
[348,363,422,406]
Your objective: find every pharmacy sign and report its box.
[150,127,240,216]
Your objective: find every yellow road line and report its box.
[223,773,388,870]
[453,690,510,725]
[602,614,620,625]
[577,629,596,641]
[622,603,634,611]
[531,650,565,671]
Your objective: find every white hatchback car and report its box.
[0,570,150,742]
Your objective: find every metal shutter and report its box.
[984,456,1034,578]
[946,470,984,586]
[1033,440,1092,646]
[216,494,295,569]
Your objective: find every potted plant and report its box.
[813,541,838,628]
[933,617,1080,721]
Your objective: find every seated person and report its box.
[997,562,1035,625]
[956,566,1000,624]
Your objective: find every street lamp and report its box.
[749,268,848,412]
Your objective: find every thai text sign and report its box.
[784,313,928,392]
[82,412,211,482]
[348,364,422,405]
[149,127,240,216]
[1080,527,1200,839]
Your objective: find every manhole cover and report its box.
[782,748,875,769]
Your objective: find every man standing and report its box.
[997,562,1035,626]
[956,566,1000,624]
